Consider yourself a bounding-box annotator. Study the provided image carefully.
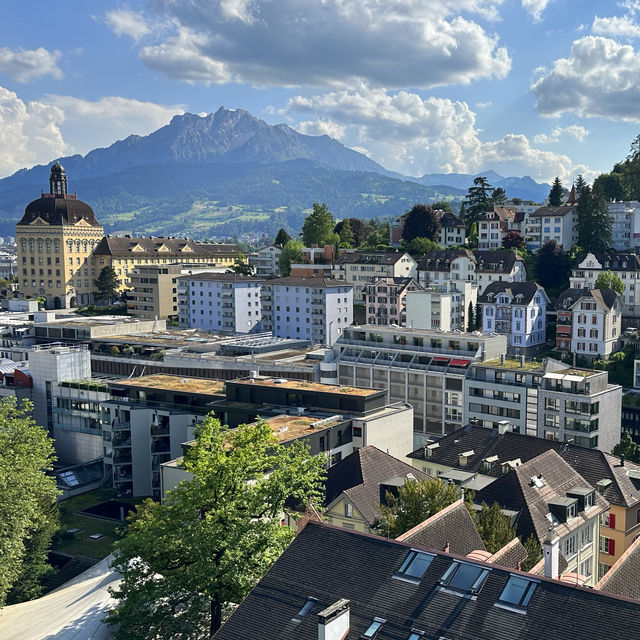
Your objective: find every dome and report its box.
[18,195,101,227]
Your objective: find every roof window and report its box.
[292,596,318,622]
[498,575,538,610]
[407,631,425,640]
[362,617,386,639]
[396,550,435,581]
[439,560,490,595]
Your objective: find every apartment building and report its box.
[405,280,477,331]
[525,204,577,250]
[127,264,181,320]
[332,324,506,443]
[556,287,623,358]
[364,276,421,326]
[261,276,353,345]
[477,205,523,250]
[479,281,548,354]
[333,251,416,302]
[608,201,640,250]
[570,252,640,315]
[290,244,335,278]
[177,272,263,333]
[248,244,282,277]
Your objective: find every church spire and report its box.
[49,161,67,196]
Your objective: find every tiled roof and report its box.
[478,281,546,305]
[264,276,352,288]
[591,253,640,272]
[335,251,411,265]
[487,537,528,570]
[417,249,475,271]
[176,273,263,283]
[595,536,640,600]
[408,424,640,508]
[324,446,426,527]
[438,210,465,228]
[397,499,486,555]
[93,236,242,256]
[529,205,575,217]
[473,250,522,273]
[557,287,621,311]
[213,521,640,640]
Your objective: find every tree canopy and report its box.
[463,176,493,227]
[0,398,59,606]
[502,230,525,250]
[227,255,255,276]
[548,177,563,207]
[476,502,516,553]
[278,239,304,276]
[595,270,625,295]
[301,203,338,246]
[401,204,442,243]
[94,266,120,305]
[107,416,325,639]
[274,228,291,247]
[613,432,640,463]
[405,237,442,257]
[334,218,367,246]
[431,200,453,213]
[490,187,507,206]
[362,219,391,250]
[576,184,613,254]
[533,240,570,290]
[337,219,355,248]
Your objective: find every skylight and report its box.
[407,631,425,640]
[397,550,435,580]
[292,596,318,622]
[362,617,386,639]
[439,561,489,595]
[498,575,538,609]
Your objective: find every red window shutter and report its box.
[609,539,615,556]
[609,513,616,529]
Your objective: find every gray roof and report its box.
[93,236,242,257]
[479,281,546,305]
[264,276,352,288]
[529,205,576,217]
[418,249,475,271]
[557,287,621,311]
[473,249,522,273]
[596,536,640,599]
[335,251,411,265]
[176,272,263,283]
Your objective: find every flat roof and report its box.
[231,377,381,397]
[111,374,225,395]
[347,325,494,340]
[480,358,545,371]
[263,414,344,442]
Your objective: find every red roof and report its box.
[450,359,470,367]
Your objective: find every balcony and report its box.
[112,435,131,448]
[151,423,170,436]
[111,420,131,431]
[152,439,171,454]
[113,449,132,464]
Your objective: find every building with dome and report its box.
[16,162,104,308]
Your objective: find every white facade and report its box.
[249,245,282,277]
[177,273,263,333]
[570,294,622,358]
[525,206,577,251]
[405,280,477,331]
[608,201,640,251]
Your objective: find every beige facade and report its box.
[128,264,181,320]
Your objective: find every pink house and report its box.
[365,277,422,326]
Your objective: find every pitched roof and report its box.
[557,287,621,311]
[529,205,575,217]
[592,253,640,271]
[213,521,640,640]
[478,281,546,305]
[176,273,263,283]
[595,536,640,600]
[475,450,609,543]
[335,251,411,265]
[487,537,528,570]
[324,446,426,526]
[93,236,242,257]
[396,499,486,556]
[438,210,465,228]
[264,276,352,288]
[473,249,522,273]
[417,249,475,271]
[408,424,640,508]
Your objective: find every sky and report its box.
[2,0,640,184]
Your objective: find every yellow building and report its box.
[16,162,104,308]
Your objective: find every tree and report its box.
[463,176,493,227]
[612,432,640,463]
[334,219,367,246]
[490,187,507,206]
[337,219,355,248]
[502,231,525,250]
[466,302,475,332]
[475,302,482,330]
[574,174,588,198]
[548,177,564,206]
[476,502,516,553]
[274,228,291,247]
[401,204,442,243]
[379,476,460,538]
[362,220,390,250]
[593,173,627,201]
[94,266,119,306]
[227,255,255,276]
[533,240,570,289]
[107,416,325,638]
[0,398,59,606]
[595,270,625,295]
[301,203,336,246]
[521,535,542,572]
[405,237,441,257]
[431,200,453,213]
[467,221,478,248]
[278,239,303,277]
[577,185,613,254]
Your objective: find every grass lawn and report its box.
[53,489,143,559]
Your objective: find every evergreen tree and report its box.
[490,187,507,206]
[94,266,120,306]
[534,241,570,290]
[476,502,516,553]
[228,255,255,275]
[301,203,337,246]
[274,228,291,247]
[521,535,543,572]
[278,239,303,276]
[592,173,627,201]
[466,302,475,332]
[334,219,367,246]
[467,221,478,248]
[574,175,588,198]
[338,219,355,248]
[475,302,482,330]
[576,185,613,254]
[548,177,563,206]
[107,416,325,638]
[463,176,493,227]
[594,270,625,295]
[401,204,442,243]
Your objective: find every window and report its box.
[397,550,435,580]
[292,596,318,622]
[564,535,576,558]
[407,632,425,640]
[498,575,538,608]
[580,525,593,548]
[344,502,353,518]
[600,537,615,555]
[439,561,489,595]
[362,618,386,639]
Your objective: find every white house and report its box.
[405,280,477,332]
[248,245,282,277]
[525,205,577,251]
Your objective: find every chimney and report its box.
[543,526,560,580]
[500,353,506,364]
[318,599,350,640]
[519,355,525,367]
[497,420,511,435]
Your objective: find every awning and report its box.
[450,359,470,367]
[432,357,450,362]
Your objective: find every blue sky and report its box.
[2,0,640,184]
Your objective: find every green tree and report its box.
[463,176,493,227]
[490,187,507,206]
[476,501,516,553]
[94,266,120,306]
[379,476,460,538]
[431,200,453,213]
[107,416,325,638]
[227,255,255,276]
[521,535,542,572]
[475,302,482,330]
[612,432,640,463]
[467,221,478,248]
[574,174,588,198]
[362,220,391,250]
[274,228,291,247]
[404,237,441,257]
[595,270,625,295]
[534,240,570,290]
[502,231,525,250]
[301,203,337,246]
[548,177,564,206]
[334,219,367,246]
[337,219,355,248]
[401,204,442,243]
[593,173,627,201]
[466,302,475,332]
[278,239,303,277]
[0,398,59,606]
[577,185,613,254]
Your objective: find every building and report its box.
[525,204,577,250]
[127,264,182,320]
[332,324,507,442]
[477,205,522,250]
[570,252,640,316]
[323,446,427,533]
[290,245,335,278]
[476,450,607,587]
[177,272,263,333]
[595,535,640,599]
[365,277,421,326]
[479,281,548,354]
[405,280,477,331]
[212,519,640,640]
[248,244,282,277]
[607,201,640,251]
[16,162,104,308]
[390,209,467,248]
[261,276,353,345]
[408,423,640,577]
[333,251,416,302]
[555,287,623,358]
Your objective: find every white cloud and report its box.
[533,125,589,144]
[592,14,640,38]
[532,36,640,121]
[104,8,151,41]
[127,0,510,88]
[475,101,493,108]
[0,47,62,82]
[279,84,589,182]
[521,0,553,22]
[0,86,68,177]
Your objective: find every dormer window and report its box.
[439,560,490,596]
